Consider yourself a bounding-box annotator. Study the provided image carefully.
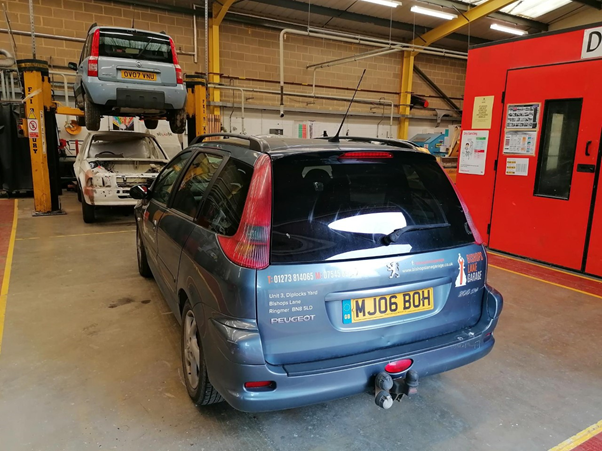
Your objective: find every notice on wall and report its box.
[503,131,537,155]
[459,130,489,176]
[472,96,495,129]
[505,103,540,130]
[582,26,602,59]
[505,158,529,176]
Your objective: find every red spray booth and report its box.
[457,23,602,278]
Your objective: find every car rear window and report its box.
[89,136,166,160]
[271,151,474,264]
[99,30,173,63]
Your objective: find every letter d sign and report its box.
[582,27,602,59]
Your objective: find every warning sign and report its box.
[28,119,39,138]
[28,108,36,120]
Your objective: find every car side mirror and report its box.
[130,185,150,200]
[68,62,78,71]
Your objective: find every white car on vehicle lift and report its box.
[74,131,169,223]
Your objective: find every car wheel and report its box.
[136,226,153,278]
[169,108,186,134]
[84,95,101,131]
[181,301,223,406]
[76,184,82,202]
[81,197,95,223]
[144,119,159,130]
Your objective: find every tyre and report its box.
[144,119,159,130]
[181,301,223,406]
[169,108,186,134]
[81,197,95,223]
[76,184,82,202]
[84,95,101,131]
[136,226,153,278]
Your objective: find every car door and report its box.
[155,150,225,304]
[139,151,193,277]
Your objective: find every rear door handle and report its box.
[586,140,592,157]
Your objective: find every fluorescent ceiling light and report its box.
[490,23,527,36]
[411,5,457,20]
[361,0,401,7]
[468,0,571,19]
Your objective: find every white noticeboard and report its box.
[459,130,489,176]
[503,130,537,155]
[505,158,529,176]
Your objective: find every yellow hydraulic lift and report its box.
[397,0,520,140]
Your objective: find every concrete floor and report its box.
[0,193,600,451]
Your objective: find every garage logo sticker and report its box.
[455,251,484,288]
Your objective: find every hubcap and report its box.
[184,310,201,389]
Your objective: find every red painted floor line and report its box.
[488,252,602,298]
[0,200,16,291]
[574,432,602,451]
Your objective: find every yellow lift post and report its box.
[184,74,208,139]
[17,59,65,215]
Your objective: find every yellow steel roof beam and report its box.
[213,0,237,27]
[411,0,520,48]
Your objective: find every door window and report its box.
[151,151,192,205]
[171,153,223,218]
[198,159,253,236]
[534,99,583,200]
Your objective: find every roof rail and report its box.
[190,133,268,152]
[317,136,417,150]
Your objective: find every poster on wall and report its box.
[503,130,537,155]
[112,116,134,131]
[505,103,540,130]
[505,158,529,176]
[472,96,494,129]
[459,130,489,176]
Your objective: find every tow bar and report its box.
[374,370,419,409]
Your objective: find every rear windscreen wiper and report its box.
[136,37,155,59]
[382,223,450,245]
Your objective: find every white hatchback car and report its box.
[74,131,169,223]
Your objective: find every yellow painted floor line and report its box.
[549,419,602,451]
[0,200,19,354]
[16,230,132,241]
[489,250,602,283]
[489,264,602,301]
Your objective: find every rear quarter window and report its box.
[271,151,474,264]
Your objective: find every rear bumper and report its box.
[84,78,186,111]
[201,285,503,413]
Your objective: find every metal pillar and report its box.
[185,74,208,139]
[17,59,61,214]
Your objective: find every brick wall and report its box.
[0,0,464,118]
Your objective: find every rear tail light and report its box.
[244,381,275,390]
[88,29,100,77]
[169,38,183,84]
[339,151,393,159]
[385,359,413,374]
[217,154,272,270]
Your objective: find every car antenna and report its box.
[329,68,366,143]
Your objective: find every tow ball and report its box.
[374,370,419,409]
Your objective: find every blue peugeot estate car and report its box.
[130,134,503,412]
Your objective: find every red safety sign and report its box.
[28,119,39,138]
